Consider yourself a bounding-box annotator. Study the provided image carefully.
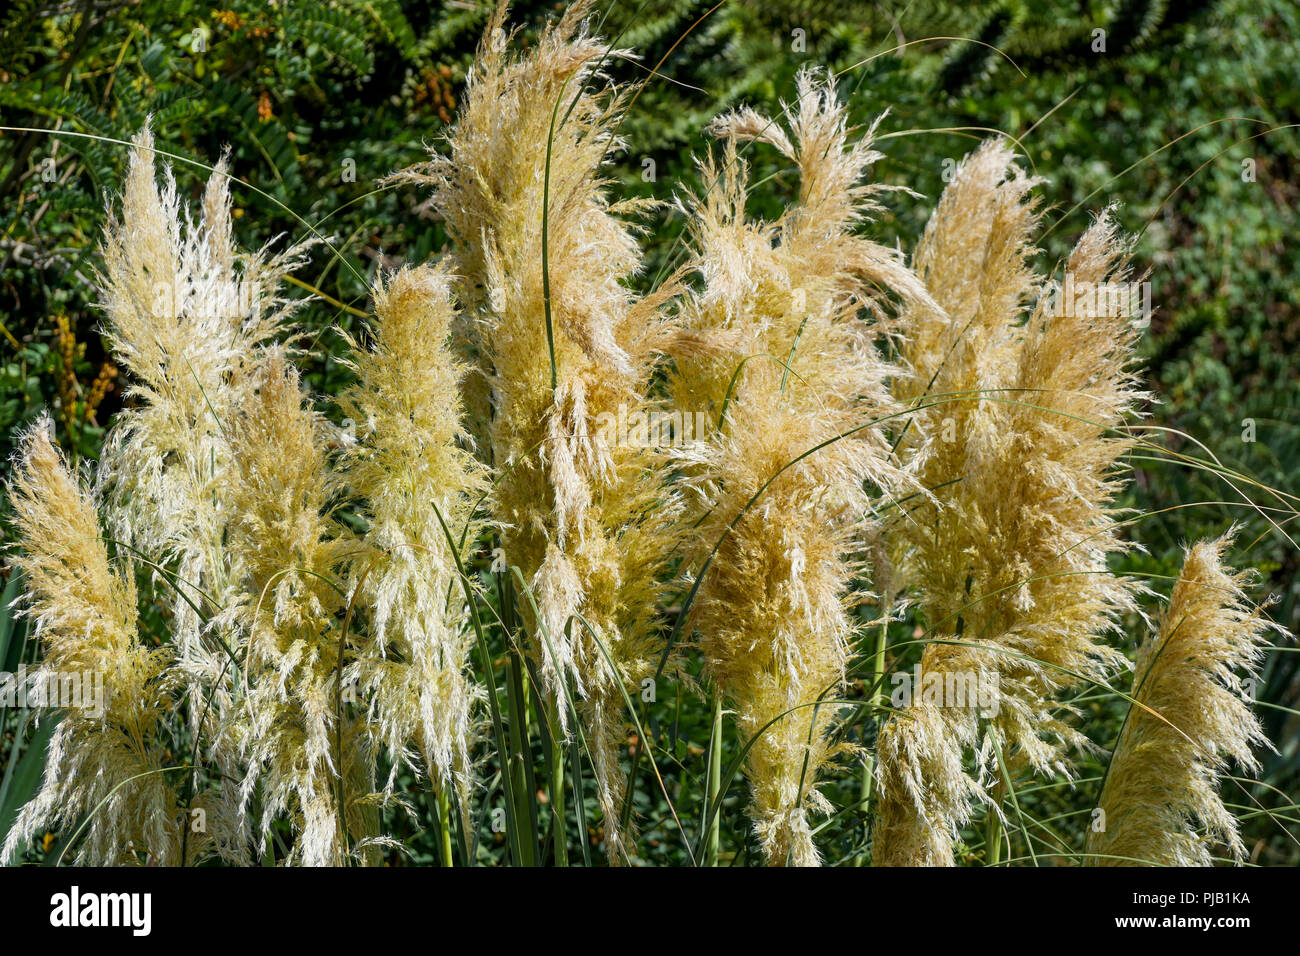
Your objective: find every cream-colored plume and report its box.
[391,0,681,860]
[92,128,313,861]
[96,127,309,664]
[220,350,374,865]
[1088,534,1276,866]
[670,69,932,865]
[338,263,488,819]
[2,417,183,865]
[875,141,1146,865]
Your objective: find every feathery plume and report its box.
[2,417,183,865]
[391,0,681,860]
[92,126,312,861]
[221,349,372,865]
[671,69,930,865]
[1088,534,1277,866]
[338,263,488,820]
[875,141,1146,865]
[96,126,309,665]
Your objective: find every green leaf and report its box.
[0,571,20,672]
[0,713,60,856]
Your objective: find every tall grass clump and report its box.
[338,263,487,834]
[666,71,931,865]
[1088,533,1277,866]
[390,0,682,860]
[91,128,316,863]
[0,0,1291,868]
[873,142,1149,865]
[3,417,183,865]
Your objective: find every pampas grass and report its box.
[667,69,930,865]
[339,264,487,829]
[874,142,1148,865]
[3,416,182,865]
[1,0,1291,868]
[1088,533,1277,866]
[389,0,682,861]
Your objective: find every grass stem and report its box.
[550,700,569,866]
[986,784,1005,866]
[858,606,890,864]
[706,692,723,866]
[436,785,454,867]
